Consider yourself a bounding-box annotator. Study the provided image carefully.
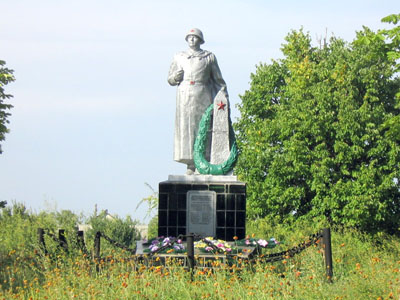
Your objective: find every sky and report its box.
[1,0,399,223]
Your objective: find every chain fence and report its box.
[98,232,136,255]
[37,227,333,280]
[256,231,323,263]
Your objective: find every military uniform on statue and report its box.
[168,28,228,175]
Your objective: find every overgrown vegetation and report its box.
[1,202,399,299]
[234,14,400,234]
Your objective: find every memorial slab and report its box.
[186,191,216,237]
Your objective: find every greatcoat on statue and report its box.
[168,28,227,174]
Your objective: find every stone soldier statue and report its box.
[168,28,228,175]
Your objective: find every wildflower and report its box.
[245,240,250,245]
[205,246,213,252]
[233,236,238,240]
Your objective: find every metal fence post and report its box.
[322,228,333,282]
[77,230,87,254]
[186,233,195,279]
[94,232,101,259]
[37,228,48,255]
[58,229,68,253]
[94,231,101,271]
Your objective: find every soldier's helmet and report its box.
[185,28,205,44]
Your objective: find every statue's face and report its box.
[187,35,201,48]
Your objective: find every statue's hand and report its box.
[174,70,184,83]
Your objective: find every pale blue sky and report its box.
[1,1,398,222]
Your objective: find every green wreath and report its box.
[193,103,238,175]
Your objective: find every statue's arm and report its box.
[210,54,228,98]
[168,56,183,86]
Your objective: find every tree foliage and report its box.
[235,15,400,233]
[0,60,15,154]
[87,211,140,248]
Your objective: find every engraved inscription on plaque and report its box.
[187,191,216,237]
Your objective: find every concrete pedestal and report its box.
[158,175,246,241]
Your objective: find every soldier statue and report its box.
[168,28,228,175]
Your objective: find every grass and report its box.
[1,204,400,299]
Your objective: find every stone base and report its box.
[168,174,238,182]
[158,176,246,241]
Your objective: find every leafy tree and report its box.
[87,210,140,248]
[0,60,15,154]
[235,15,400,233]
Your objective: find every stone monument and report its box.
[159,28,246,241]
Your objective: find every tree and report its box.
[87,210,140,248]
[235,15,400,233]
[0,60,15,154]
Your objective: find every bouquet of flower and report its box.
[195,237,236,254]
[235,236,280,248]
[143,236,186,254]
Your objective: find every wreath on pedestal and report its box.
[193,103,238,175]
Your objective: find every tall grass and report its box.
[1,203,399,299]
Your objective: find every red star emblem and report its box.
[217,101,226,111]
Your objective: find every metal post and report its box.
[186,233,195,279]
[94,232,101,259]
[58,229,68,253]
[77,230,87,254]
[37,228,48,255]
[94,232,101,272]
[322,228,333,282]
